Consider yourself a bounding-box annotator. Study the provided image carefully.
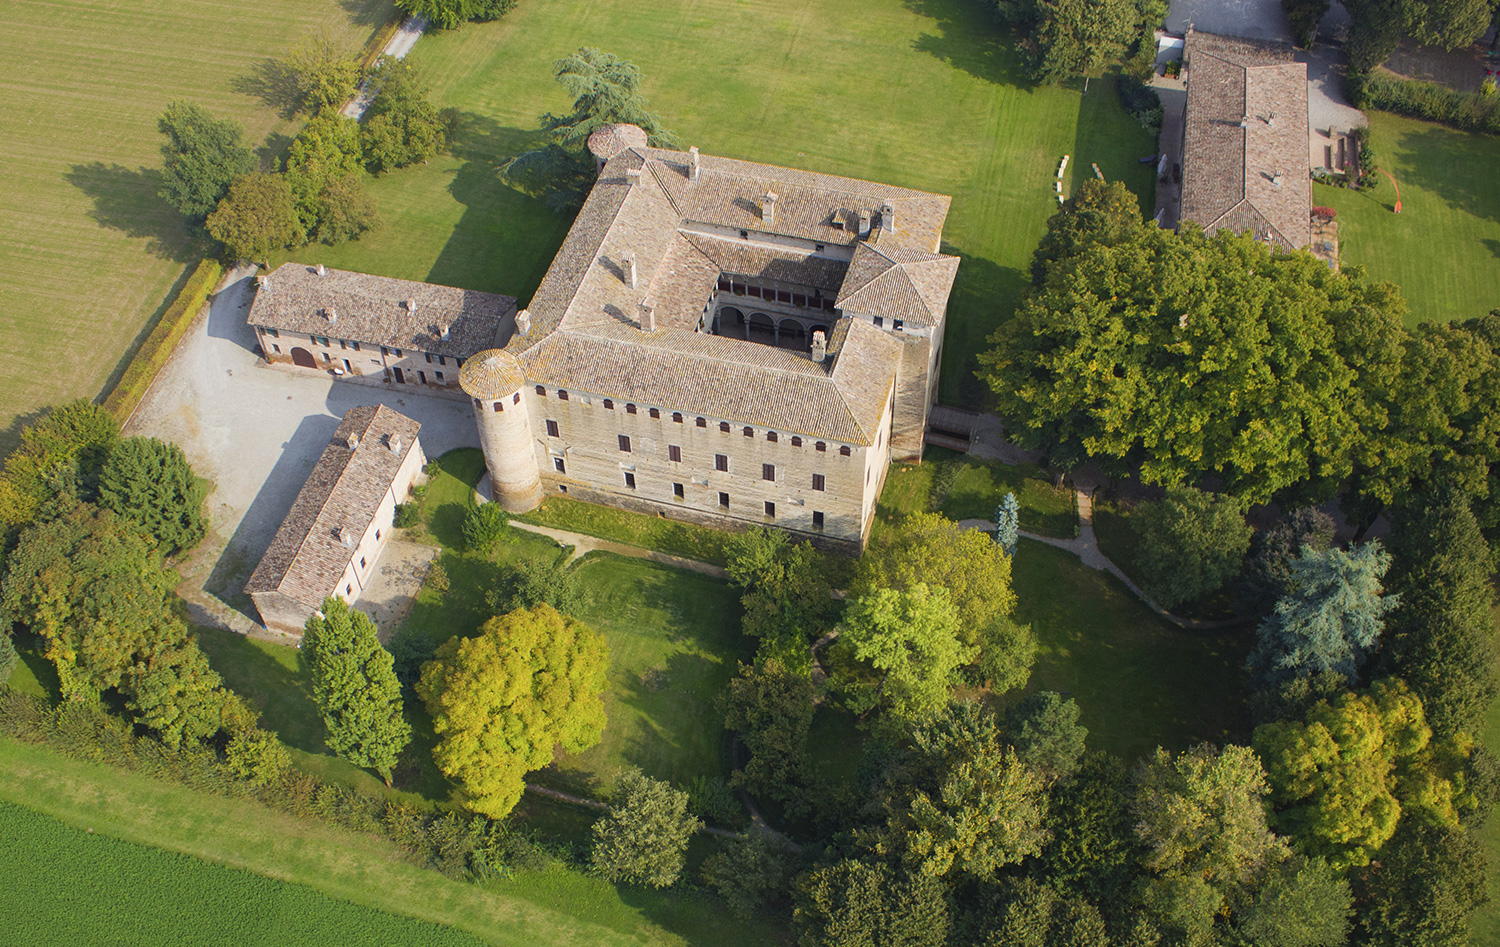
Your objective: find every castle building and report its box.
[248,129,959,554]
[245,405,425,637]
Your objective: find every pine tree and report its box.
[302,598,411,785]
[995,492,1020,556]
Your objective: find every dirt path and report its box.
[504,521,731,579]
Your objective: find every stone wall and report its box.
[253,325,462,390]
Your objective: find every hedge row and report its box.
[101,258,222,424]
[1350,71,1500,136]
[359,10,408,72]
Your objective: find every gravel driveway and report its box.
[128,269,480,626]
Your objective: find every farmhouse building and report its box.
[247,129,959,553]
[1179,29,1312,251]
[244,405,425,637]
[248,264,517,390]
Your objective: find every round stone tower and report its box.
[460,349,542,513]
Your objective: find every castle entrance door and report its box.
[291,347,317,368]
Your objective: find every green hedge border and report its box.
[1350,70,1500,136]
[102,259,223,424]
[359,10,407,72]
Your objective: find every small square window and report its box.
[604,399,614,410]
[619,435,632,452]
[559,484,568,493]
[536,385,546,396]
[812,474,825,491]
[791,436,802,447]
[764,501,776,518]
[624,472,636,489]
[762,463,775,481]
[873,316,884,328]
[767,431,778,443]
[360,556,367,568]
[513,393,520,405]
[719,491,730,507]
[554,458,566,474]
[743,426,753,438]
[672,412,683,424]
[894,319,904,331]
[813,511,824,528]
[840,446,852,456]
[265,327,279,338]
[351,341,361,352]
[493,398,505,411]
[627,403,638,415]
[673,482,685,498]
[375,529,381,540]
[696,417,707,428]
[720,421,730,433]
[645,407,658,419]
[816,441,827,452]
[815,243,825,252]
[435,371,444,382]
[393,349,403,358]
[546,419,560,437]
[715,454,728,472]
[668,445,682,462]
[271,344,281,354]
[559,390,570,401]
[424,353,433,363]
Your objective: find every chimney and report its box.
[387,433,402,454]
[1239,115,1251,128]
[255,275,270,293]
[338,525,356,548]
[515,309,532,337]
[324,307,337,324]
[762,190,778,226]
[406,298,417,315]
[858,212,871,238]
[688,146,700,181]
[438,322,450,340]
[640,299,656,332]
[881,200,897,234]
[315,263,326,276]
[622,251,637,289]
[1271,172,1284,187]
[810,330,826,362]
[1266,112,1276,127]
[348,432,360,450]
[626,168,642,186]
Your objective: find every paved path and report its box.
[508,520,729,580]
[340,15,429,120]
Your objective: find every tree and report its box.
[1282,0,1331,47]
[361,57,452,174]
[206,172,303,265]
[385,624,437,691]
[702,828,796,919]
[308,173,379,245]
[1354,822,1489,947]
[1005,691,1088,783]
[1135,486,1252,610]
[995,492,1019,556]
[793,859,950,947]
[157,101,256,219]
[283,112,377,244]
[128,639,243,748]
[279,31,363,114]
[1343,0,1492,72]
[486,556,583,617]
[418,604,609,818]
[1382,491,1497,739]
[0,633,16,687]
[395,0,518,30]
[461,501,510,553]
[302,598,412,785]
[1240,507,1337,616]
[97,436,208,556]
[725,527,834,673]
[1042,751,1136,907]
[1253,678,1470,869]
[590,769,701,887]
[1229,855,1351,947]
[1027,0,1140,83]
[978,225,1408,503]
[1247,541,1397,687]
[0,400,118,544]
[721,659,817,811]
[964,877,1111,947]
[1030,178,1145,284]
[834,585,974,725]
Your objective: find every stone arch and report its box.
[778,319,808,350]
[747,312,776,346]
[290,347,317,369]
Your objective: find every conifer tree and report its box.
[995,492,1019,556]
[302,598,411,785]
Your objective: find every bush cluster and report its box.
[1350,72,1500,136]
[101,260,223,423]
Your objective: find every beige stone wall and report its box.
[253,326,461,389]
[526,385,884,548]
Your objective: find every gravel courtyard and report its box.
[128,268,480,632]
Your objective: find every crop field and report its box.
[0,0,394,453]
[281,0,1158,406]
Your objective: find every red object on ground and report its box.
[1379,169,1402,213]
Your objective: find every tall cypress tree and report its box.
[302,598,411,785]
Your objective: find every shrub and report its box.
[461,502,510,553]
[424,560,449,593]
[702,830,796,919]
[1136,486,1252,610]
[1311,206,1337,219]
[485,556,582,616]
[591,769,701,888]
[0,634,16,687]
[684,774,742,827]
[1351,72,1500,136]
[1118,75,1164,133]
[393,502,420,528]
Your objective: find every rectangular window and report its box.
[493,402,503,413]
[626,403,638,415]
[604,399,614,410]
[351,341,360,352]
[340,339,349,350]
[791,436,802,447]
[840,446,852,456]
[624,472,636,489]
[720,421,730,433]
[696,417,707,428]
[767,431,778,443]
[425,353,433,363]
[668,445,682,462]
[764,501,776,518]
[536,385,546,396]
[546,420,559,437]
[271,344,281,354]
[894,319,904,331]
[743,426,753,438]
[375,529,381,540]
[813,511,824,528]
[762,463,775,482]
[346,584,352,595]
[393,348,403,358]
[816,441,827,452]
[672,412,683,424]
[513,392,520,405]
[437,355,445,365]
[715,454,728,472]
[619,434,632,452]
[265,327,279,338]
[435,371,444,382]
[554,458,566,474]
[382,346,390,357]
[873,316,884,328]
[558,390,569,401]
[649,407,660,419]
[673,482,685,498]
[813,474,825,491]
[719,491,730,508]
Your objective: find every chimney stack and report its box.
[325,307,337,324]
[762,190,778,226]
[622,252,637,289]
[810,330,826,362]
[406,298,417,315]
[387,434,402,454]
[515,309,532,337]
[348,432,360,450]
[438,322,450,340]
[315,263,326,276]
[338,525,356,548]
[626,168,642,186]
[689,146,700,181]
[255,275,270,294]
[640,299,656,332]
[858,212,871,238]
[881,200,897,233]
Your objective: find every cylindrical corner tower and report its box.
[460,349,542,513]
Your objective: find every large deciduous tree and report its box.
[1135,485,1252,610]
[793,859,950,947]
[302,598,412,786]
[725,527,835,673]
[361,57,453,174]
[283,113,378,245]
[1353,822,1489,947]
[1343,0,1493,72]
[1229,854,1352,947]
[1029,179,1145,284]
[206,172,303,265]
[97,436,208,556]
[418,604,609,818]
[157,101,256,220]
[590,769,701,888]
[1240,507,1337,616]
[834,584,974,725]
[721,659,817,812]
[0,400,118,545]
[1027,0,1141,84]
[978,225,1408,504]
[1005,690,1088,783]
[1247,541,1397,688]
[395,0,517,30]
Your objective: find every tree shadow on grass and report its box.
[64,162,200,263]
[340,0,395,28]
[231,59,303,122]
[937,251,1028,408]
[196,627,327,754]
[903,0,1037,90]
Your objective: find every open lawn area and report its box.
[1317,111,1500,326]
[0,738,779,947]
[280,0,1157,406]
[876,447,1077,537]
[0,0,395,453]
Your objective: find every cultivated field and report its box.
[281,0,1158,406]
[0,0,394,452]
[1318,111,1500,326]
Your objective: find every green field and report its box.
[0,0,395,452]
[279,0,1157,405]
[1318,111,1500,326]
[877,448,1078,537]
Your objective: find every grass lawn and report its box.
[0,0,394,454]
[1316,111,1500,326]
[1013,540,1251,758]
[0,738,780,947]
[281,0,1157,407]
[517,496,736,566]
[877,447,1076,537]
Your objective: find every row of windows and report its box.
[260,327,456,364]
[715,278,838,312]
[582,468,825,527]
[598,434,827,489]
[534,387,854,455]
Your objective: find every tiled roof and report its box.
[245,405,420,611]
[1180,30,1312,251]
[249,263,517,358]
[587,123,649,163]
[459,349,527,400]
[836,242,960,327]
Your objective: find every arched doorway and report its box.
[778,319,807,351]
[291,347,317,368]
[747,312,775,346]
[716,306,745,339]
